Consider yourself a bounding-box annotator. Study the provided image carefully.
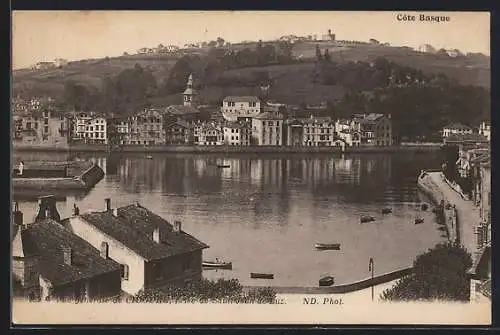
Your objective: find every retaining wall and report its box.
[244,267,413,294]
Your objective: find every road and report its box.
[427,172,480,253]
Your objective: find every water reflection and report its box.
[12,151,444,287]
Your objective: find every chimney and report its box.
[62,246,72,266]
[152,226,160,243]
[73,204,80,216]
[174,221,182,233]
[100,241,109,259]
[13,202,23,227]
[105,198,111,212]
[112,208,118,217]
[35,195,61,223]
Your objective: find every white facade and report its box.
[84,117,108,144]
[223,122,251,146]
[302,118,336,146]
[193,122,224,146]
[67,216,145,295]
[251,112,284,146]
[73,114,93,140]
[479,122,491,141]
[221,96,261,122]
[442,123,473,139]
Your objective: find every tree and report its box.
[162,56,194,94]
[381,242,472,302]
[130,278,276,304]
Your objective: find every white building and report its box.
[251,111,284,146]
[442,123,473,140]
[72,113,93,140]
[221,96,261,122]
[478,121,491,141]
[417,44,436,53]
[193,121,224,146]
[223,121,251,146]
[301,117,336,146]
[84,116,108,144]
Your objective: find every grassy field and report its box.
[13,43,490,102]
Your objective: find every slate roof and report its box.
[166,105,201,115]
[79,204,209,261]
[19,219,121,286]
[444,133,489,144]
[223,96,260,103]
[253,112,284,120]
[444,123,472,130]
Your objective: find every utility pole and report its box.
[369,257,374,302]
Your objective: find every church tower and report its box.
[183,73,197,107]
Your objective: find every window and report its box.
[120,264,129,280]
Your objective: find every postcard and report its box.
[11,10,491,325]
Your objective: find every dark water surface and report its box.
[13,151,445,287]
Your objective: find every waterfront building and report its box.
[71,112,93,142]
[112,115,132,145]
[65,199,209,295]
[128,108,165,145]
[164,119,193,145]
[222,120,252,146]
[251,111,284,146]
[443,133,489,147]
[478,121,491,142]
[12,199,122,301]
[83,115,108,145]
[351,113,392,146]
[193,121,224,146]
[300,116,336,146]
[221,96,261,122]
[12,106,70,146]
[284,116,336,146]
[442,123,473,141]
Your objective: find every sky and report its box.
[12,11,490,70]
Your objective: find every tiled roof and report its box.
[20,219,121,286]
[223,96,260,103]
[166,105,201,115]
[444,123,471,130]
[164,119,191,129]
[445,133,488,143]
[79,204,209,261]
[253,112,284,120]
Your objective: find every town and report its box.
[11,12,491,321]
[10,72,491,151]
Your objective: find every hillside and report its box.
[13,42,490,105]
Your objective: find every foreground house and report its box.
[12,199,122,301]
[65,199,209,295]
[478,121,491,142]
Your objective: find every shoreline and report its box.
[13,144,443,154]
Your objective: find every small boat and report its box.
[250,273,274,279]
[381,208,392,214]
[360,215,376,223]
[202,260,232,270]
[146,155,153,160]
[217,164,230,168]
[319,276,335,287]
[415,218,424,225]
[314,243,341,250]
[421,203,429,211]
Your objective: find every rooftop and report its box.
[444,133,489,144]
[166,105,201,115]
[223,96,260,103]
[444,123,472,130]
[79,204,209,261]
[253,111,284,120]
[18,219,121,286]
